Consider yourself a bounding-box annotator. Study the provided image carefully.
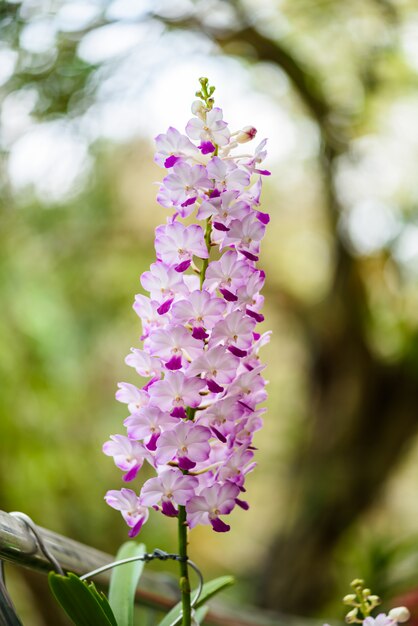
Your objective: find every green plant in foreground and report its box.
[48,540,233,626]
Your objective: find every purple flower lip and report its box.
[128,518,145,538]
[174,260,191,273]
[146,433,159,451]
[165,355,182,370]
[157,298,174,315]
[210,188,221,198]
[162,500,178,517]
[171,407,187,419]
[142,376,159,392]
[219,288,238,302]
[123,465,140,482]
[246,308,264,323]
[181,196,197,207]
[235,498,249,510]
[199,141,216,154]
[206,378,224,394]
[240,250,259,262]
[192,326,208,340]
[256,211,270,224]
[228,345,247,358]
[164,155,180,168]
[211,426,227,443]
[178,457,196,471]
[210,517,230,532]
[213,221,230,232]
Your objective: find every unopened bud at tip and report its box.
[236,125,257,144]
[388,607,411,623]
[350,579,364,589]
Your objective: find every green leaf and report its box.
[48,572,117,626]
[157,575,234,626]
[108,541,146,626]
[87,581,119,626]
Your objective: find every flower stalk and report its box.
[178,505,192,626]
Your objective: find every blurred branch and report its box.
[219,27,333,132]
[371,0,399,24]
[155,14,345,154]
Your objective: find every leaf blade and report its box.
[108,541,146,626]
[87,581,118,626]
[48,572,117,626]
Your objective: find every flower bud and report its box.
[236,126,257,143]
[362,588,371,598]
[350,578,364,590]
[369,595,381,606]
[343,594,357,605]
[345,608,359,623]
[388,607,411,623]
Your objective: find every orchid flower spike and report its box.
[104,78,270,535]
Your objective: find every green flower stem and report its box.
[195,77,215,109]
[178,79,217,625]
[178,505,191,626]
[200,218,212,289]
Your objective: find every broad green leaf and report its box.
[87,580,119,626]
[48,572,117,626]
[109,541,146,626]
[158,575,234,626]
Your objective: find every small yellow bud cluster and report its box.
[343,579,381,624]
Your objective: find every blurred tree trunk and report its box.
[259,248,418,613]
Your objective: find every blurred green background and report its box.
[2,0,418,623]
